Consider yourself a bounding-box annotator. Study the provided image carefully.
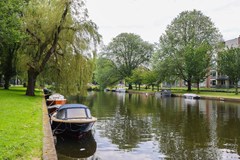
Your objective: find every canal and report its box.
[56,91,240,159]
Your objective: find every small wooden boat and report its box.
[51,104,97,135]
[46,93,67,106]
[183,93,200,99]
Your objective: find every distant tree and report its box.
[156,10,222,91]
[142,70,158,91]
[22,0,100,96]
[184,42,212,93]
[218,47,240,95]
[128,67,147,90]
[104,33,154,89]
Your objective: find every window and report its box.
[67,108,87,119]
[211,71,216,77]
[86,109,92,118]
[56,109,66,119]
[211,80,216,85]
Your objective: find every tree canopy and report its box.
[22,0,100,96]
[94,57,120,90]
[218,47,240,94]
[0,0,25,89]
[98,33,154,89]
[154,10,222,91]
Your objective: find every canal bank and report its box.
[42,99,57,160]
[172,94,240,102]
[127,90,240,102]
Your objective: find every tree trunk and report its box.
[3,75,10,89]
[235,82,238,95]
[3,45,17,90]
[157,83,160,91]
[187,80,192,91]
[26,68,39,96]
[128,83,132,90]
[152,84,154,91]
[138,84,141,90]
[197,82,200,93]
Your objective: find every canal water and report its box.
[56,91,240,160]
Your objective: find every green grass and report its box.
[0,87,43,160]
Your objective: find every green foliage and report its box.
[218,47,240,94]
[53,53,94,96]
[0,0,24,45]
[154,9,222,91]
[0,87,42,159]
[94,57,120,89]
[95,33,154,89]
[127,67,147,90]
[0,0,26,89]
[21,0,100,95]
[143,70,158,85]
[105,33,154,78]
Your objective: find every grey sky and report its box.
[87,0,240,44]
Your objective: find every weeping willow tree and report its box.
[48,52,95,96]
[22,0,100,96]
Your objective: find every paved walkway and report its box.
[42,99,58,160]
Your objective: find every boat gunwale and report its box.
[51,112,97,123]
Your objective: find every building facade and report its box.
[214,36,240,88]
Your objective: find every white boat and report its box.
[116,88,126,92]
[183,93,200,99]
[115,84,126,93]
[46,93,67,106]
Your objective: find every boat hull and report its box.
[46,99,67,106]
[51,121,96,135]
[183,93,200,99]
[51,112,97,135]
[47,104,62,115]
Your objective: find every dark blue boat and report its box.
[51,104,97,135]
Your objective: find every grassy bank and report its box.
[128,87,240,99]
[0,87,43,160]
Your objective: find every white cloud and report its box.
[87,0,240,44]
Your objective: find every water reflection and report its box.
[62,92,240,159]
[56,131,97,159]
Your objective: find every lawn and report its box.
[0,87,43,160]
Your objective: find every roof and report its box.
[58,104,89,111]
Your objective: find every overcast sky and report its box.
[86,0,240,45]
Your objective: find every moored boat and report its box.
[116,88,126,93]
[155,89,172,97]
[46,93,67,106]
[183,93,200,99]
[51,104,97,135]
